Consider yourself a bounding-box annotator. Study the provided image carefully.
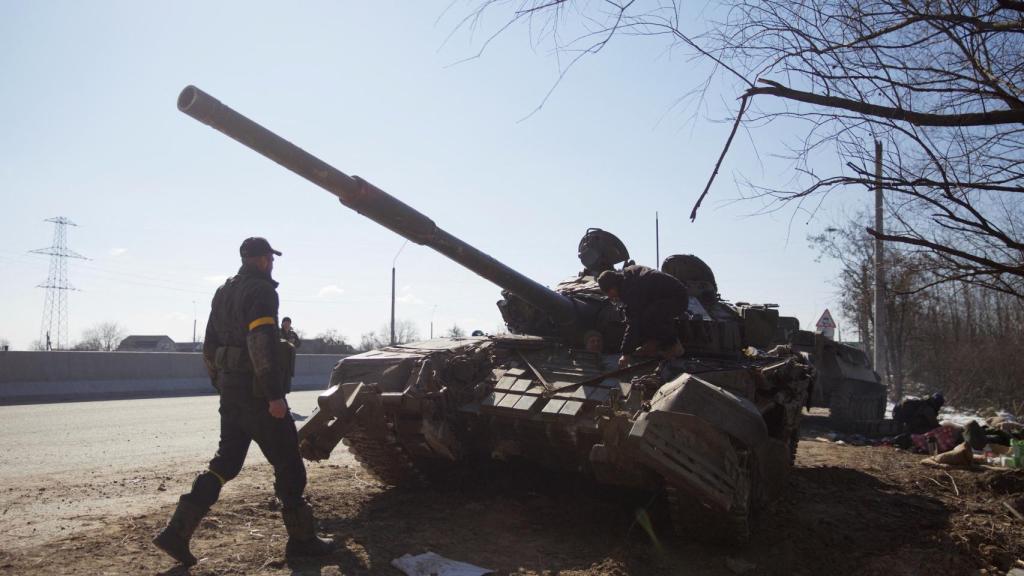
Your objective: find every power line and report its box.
[30,217,88,350]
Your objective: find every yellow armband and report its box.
[248,316,275,331]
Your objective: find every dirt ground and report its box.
[1,417,1022,576]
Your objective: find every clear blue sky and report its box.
[0,1,867,350]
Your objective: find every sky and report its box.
[0,1,871,350]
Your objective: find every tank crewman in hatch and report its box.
[597,265,689,368]
[153,237,335,567]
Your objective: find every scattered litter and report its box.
[813,433,871,446]
[1004,497,1024,522]
[921,442,974,468]
[725,557,756,574]
[912,425,961,454]
[391,552,493,576]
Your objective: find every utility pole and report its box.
[31,217,87,350]
[655,211,660,266]
[390,241,407,346]
[192,300,197,344]
[873,140,890,393]
[390,266,396,346]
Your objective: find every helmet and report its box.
[661,254,717,299]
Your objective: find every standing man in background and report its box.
[281,316,301,348]
[279,316,301,394]
[153,237,334,567]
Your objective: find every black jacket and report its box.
[618,265,689,353]
[202,264,284,399]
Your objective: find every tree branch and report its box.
[746,79,1024,126]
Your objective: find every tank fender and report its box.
[298,382,384,461]
[649,374,767,449]
[629,374,791,506]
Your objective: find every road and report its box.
[2,397,1022,574]
[0,390,339,549]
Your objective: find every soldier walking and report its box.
[153,237,334,566]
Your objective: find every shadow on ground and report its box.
[0,447,973,576]
[291,459,966,576]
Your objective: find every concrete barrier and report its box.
[0,350,346,405]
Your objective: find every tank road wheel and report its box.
[830,381,888,424]
[342,433,426,488]
[665,450,753,546]
[724,449,753,545]
[828,385,853,423]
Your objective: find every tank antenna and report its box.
[655,211,660,267]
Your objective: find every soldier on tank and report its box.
[153,237,334,566]
[597,265,689,368]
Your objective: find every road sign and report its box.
[816,309,836,339]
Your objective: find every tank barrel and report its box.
[177,85,577,326]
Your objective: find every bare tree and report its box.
[304,329,355,354]
[393,319,420,345]
[74,322,126,351]
[810,213,930,400]
[445,324,466,338]
[357,319,421,351]
[464,1,1024,295]
[315,329,347,347]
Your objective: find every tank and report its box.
[177,85,814,543]
[787,329,888,428]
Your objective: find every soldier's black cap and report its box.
[239,237,282,258]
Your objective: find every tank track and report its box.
[342,426,426,488]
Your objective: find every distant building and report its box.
[300,338,355,355]
[174,341,203,353]
[117,335,176,352]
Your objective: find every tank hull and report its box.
[298,335,812,542]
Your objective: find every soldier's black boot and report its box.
[282,501,336,558]
[153,497,207,566]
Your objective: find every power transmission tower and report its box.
[31,217,87,350]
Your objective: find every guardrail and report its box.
[0,350,347,405]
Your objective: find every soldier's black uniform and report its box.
[617,265,689,355]
[192,261,306,509]
[153,237,333,567]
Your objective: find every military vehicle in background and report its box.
[787,330,887,426]
[665,255,888,428]
[177,85,815,543]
